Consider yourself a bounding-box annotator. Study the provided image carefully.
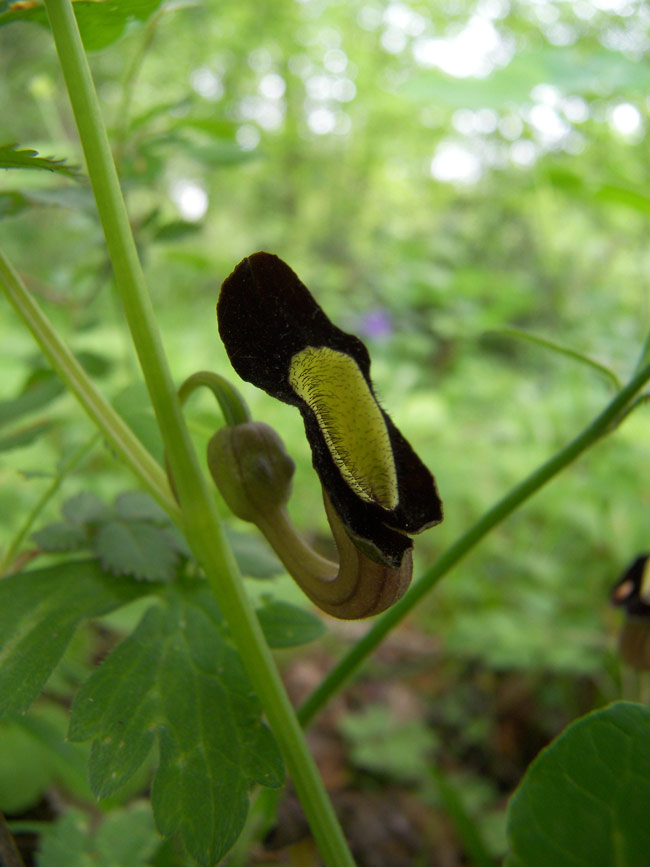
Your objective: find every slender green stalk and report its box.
[299,361,650,726]
[0,432,99,574]
[42,1,353,862]
[0,253,180,524]
[492,327,622,390]
[178,370,251,425]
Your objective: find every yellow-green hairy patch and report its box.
[289,346,399,510]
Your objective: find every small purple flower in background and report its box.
[357,309,393,340]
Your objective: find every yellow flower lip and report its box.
[288,346,399,511]
[217,251,443,567]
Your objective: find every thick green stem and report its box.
[41,1,353,862]
[0,253,179,523]
[299,361,650,726]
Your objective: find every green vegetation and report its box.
[1,0,650,864]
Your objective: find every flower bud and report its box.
[207,421,295,522]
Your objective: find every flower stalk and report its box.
[39,0,354,862]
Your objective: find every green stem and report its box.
[299,361,650,726]
[0,252,180,525]
[178,370,251,425]
[42,1,353,862]
[492,327,622,390]
[0,432,99,574]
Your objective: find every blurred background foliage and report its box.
[1,0,650,861]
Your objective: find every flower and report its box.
[217,252,442,569]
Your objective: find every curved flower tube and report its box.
[207,421,412,619]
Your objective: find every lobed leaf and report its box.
[31,521,88,552]
[62,491,109,526]
[114,490,168,524]
[36,804,160,867]
[0,560,151,718]
[505,702,650,866]
[69,582,284,866]
[92,519,179,582]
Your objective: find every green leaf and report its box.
[0,420,53,451]
[225,528,285,579]
[92,519,179,582]
[256,600,326,648]
[0,369,64,429]
[62,491,109,525]
[92,804,161,866]
[505,702,650,867]
[35,809,90,867]
[0,143,81,178]
[0,560,151,718]
[69,583,284,866]
[114,490,168,524]
[0,0,166,52]
[152,219,202,242]
[35,804,161,867]
[339,705,438,785]
[32,521,88,552]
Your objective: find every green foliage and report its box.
[68,580,284,866]
[0,559,150,718]
[0,143,80,178]
[506,702,650,866]
[256,599,325,648]
[0,0,165,52]
[339,705,438,785]
[33,491,182,582]
[36,803,161,867]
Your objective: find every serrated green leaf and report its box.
[0,0,165,52]
[0,560,151,718]
[257,600,326,648]
[225,529,284,579]
[0,143,80,178]
[505,702,650,867]
[61,491,109,526]
[32,521,88,552]
[69,583,284,866]
[92,519,178,582]
[0,370,64,429]
[114,490,168,524]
